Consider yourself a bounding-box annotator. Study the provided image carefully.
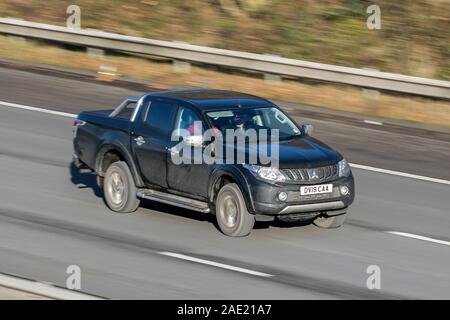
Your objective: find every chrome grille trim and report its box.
[281,164,339,184]
[279,201,345,214]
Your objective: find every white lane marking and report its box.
[1,99,449,186]
[364,120,383,126]
[159,252,273,278]
[0,101,75,118]
[0,273,104,300]
[386,232,450,247]
[350,163,450,186]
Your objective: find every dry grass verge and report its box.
[1,35,449,128]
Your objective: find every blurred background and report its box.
[0,0,449,126]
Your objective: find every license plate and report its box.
[300,184,333,196]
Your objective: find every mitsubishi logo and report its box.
[308,168,320,180]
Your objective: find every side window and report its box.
[174,107,202,135]
[146,101,177,134]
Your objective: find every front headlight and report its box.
[338,159,351,177]
[244,164,287,183]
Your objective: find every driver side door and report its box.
[166,106,212,198]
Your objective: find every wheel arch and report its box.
[95,143,144,187]
[208,167,256,214]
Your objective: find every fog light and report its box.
[278,192,288,202]
[340,186,349,196]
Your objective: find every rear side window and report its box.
[146,101,177,134]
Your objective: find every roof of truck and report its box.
[145,89,274,110]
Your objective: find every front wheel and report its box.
[103,161,141,213]
[215,183,255,237]
[313,213,347,229]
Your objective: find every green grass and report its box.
[0,0,448,80]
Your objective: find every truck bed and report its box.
[78,109,132,131]
[75,109,134,169]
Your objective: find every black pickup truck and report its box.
[73,89,354,237]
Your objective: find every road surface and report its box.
[0,66,449,299]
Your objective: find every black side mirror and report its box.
[302,124,314,136]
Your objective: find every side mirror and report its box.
[185,135,204,147]
[302,124,314,136]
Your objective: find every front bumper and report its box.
[247,173,355,217]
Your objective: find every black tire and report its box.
[103,161,140,213]
[215,183,255,237]
[313,213,346,229]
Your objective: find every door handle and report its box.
[134,136,146,146]
[167,146,180,157]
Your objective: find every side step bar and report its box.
[137,189,211,213]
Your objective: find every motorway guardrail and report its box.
[0,18,449,99]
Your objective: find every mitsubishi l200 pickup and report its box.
[73,89,354,237]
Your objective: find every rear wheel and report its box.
[215,183,255,237]
[104,161,140,213]
[313,213,346,229]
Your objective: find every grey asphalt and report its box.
[0,67,449,299]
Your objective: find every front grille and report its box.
[281,164,339,184]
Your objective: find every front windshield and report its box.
[206,107,301,139]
